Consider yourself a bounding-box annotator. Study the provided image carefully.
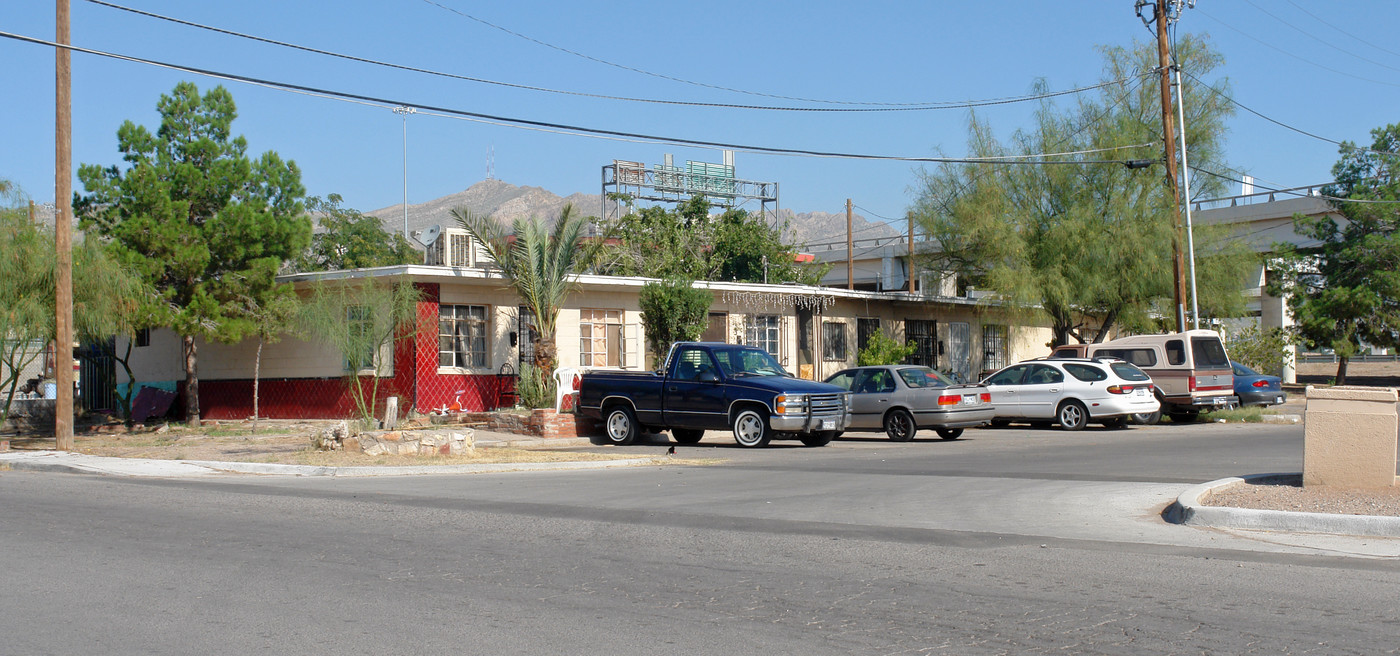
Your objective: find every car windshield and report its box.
[712,347,789,377]
[1110,362,1151,382]
[897,366,954,388]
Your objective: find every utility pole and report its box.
[55,0,74,450]
[392,106,415,240]
[1151,0,1189,333]
[846,198,853,290]
[906,212,915,294]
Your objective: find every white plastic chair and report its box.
[553,366,580,412]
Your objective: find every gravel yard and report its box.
[1204,475,1400,517]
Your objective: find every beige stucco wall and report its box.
[1302,385,1399,488]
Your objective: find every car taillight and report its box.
[1252,380,1269,388]
[1107,385,1130,394]
[1188,376,1196,392]
[937,394,959,406]
[980,392,991,403]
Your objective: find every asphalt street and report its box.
[4,420,1399,654]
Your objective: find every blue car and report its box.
[1230,361,1287,407]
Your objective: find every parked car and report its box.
[1048,329,1237,424]
[823,365,994,441]
[577,342,851,448]
[980,358,1159,430]
[1230,361,1287,407]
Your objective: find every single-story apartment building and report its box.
[117,230,1054,421]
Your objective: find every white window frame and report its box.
[580,309,640,369]
[439,304,490,371]
[745,314,782,358]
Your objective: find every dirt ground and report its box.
[3,418,628,467]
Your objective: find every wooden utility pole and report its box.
[55,0,75,450]
[845,199,853,290]
[1154,0,1189,333]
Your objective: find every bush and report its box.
[517,364,557,410]
[1223,324,1292,377]
[639,279,712,364]
[857,330,917,366]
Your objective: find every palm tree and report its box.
[449,203,599,372]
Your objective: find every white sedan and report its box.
[980,358,1159,430]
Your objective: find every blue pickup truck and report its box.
[577,342,852,448]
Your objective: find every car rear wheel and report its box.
[671,428,705,444]
[935,428,963,440]
[884,409,916,442]
[732,408,772,448]
[1057,400,1088,431]
[603,406,639,445]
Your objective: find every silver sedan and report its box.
[824,365,995,441]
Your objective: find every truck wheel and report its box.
[671,428,705,444]
[935,428,963,440]
[603,406,639,445]
[800,431,837,447]
[884,409,916,442]
[732,408,772,448]
[1130,411,1161,425]
[1057,400,1088,431]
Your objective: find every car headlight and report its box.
[775,394,808,415]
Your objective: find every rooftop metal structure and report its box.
[600,154,779,221]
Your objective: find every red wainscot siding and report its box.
[410,283,518,415]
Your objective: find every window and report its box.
[1191,337,1229,367]
[1110,362,1151,381]
[899,367,953,388]
[1064,363,1108,382]
[853,369,896,394]
[580,309,637,368]
[1025,365,1065,385]
[857,318,880,353]
[347,305,375,371]
[1100,347,1157,367]
[745,315,781,357]
[986,364,1027,386]
[981,324,1007,372]
[822,321,848,361]
[672,347,718,381]
[825,370,855,391]
[135,328,150,348]
[439,304,489,369]
[905,319,937,368]
[1166,339,1186,366]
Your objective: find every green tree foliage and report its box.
[1,180,150,424]
[1223,323,1292,378]
[76,82,312,426]
[1270,122,1400,385]
[638,279,713,364]
[451,203,603,372]
[297,278,421,427]
[515,363,557,410]
[856,330,917,366]
[603,195,826,285]
[295,194,419,271]
[911,36,1250,346]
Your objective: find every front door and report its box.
[1017,363,1065,419]
[661,346,730,429]
[983,364,1029,417]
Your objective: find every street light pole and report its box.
[392,106,415,240]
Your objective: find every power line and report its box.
[1196,7,1400,89]
[0,30,1164,167]
[1282,0,1400,61]
[84,0,1147,114]
[1182,70,1400,158]
[1238,0,1400,75]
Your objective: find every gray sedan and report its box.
[824,365,996,440]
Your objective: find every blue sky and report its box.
[3,1,1399,244]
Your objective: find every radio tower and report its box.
[486,145,495,181]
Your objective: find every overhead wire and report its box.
[0,30,1163,167]
[1282,0,1400,61]
[1238,0,1400,75]
[1192,166,1400,205]
[83,0,1147,114]
[1195,7,1400,89]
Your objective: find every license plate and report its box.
[963,394,978,405]
[1135,388,1147,397]
[821,419,835,430]
[1212,397,1229,406]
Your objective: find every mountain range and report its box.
[367,179,900,250]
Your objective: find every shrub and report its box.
[1223,324,1292,377]
[517,364,557,410]
[857,330,917,366]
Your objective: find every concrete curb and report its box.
[0,450,666,478]
[1166,472,1400,537]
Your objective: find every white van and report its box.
[1048,329,1236,423]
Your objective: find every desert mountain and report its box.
[367,179,900,249]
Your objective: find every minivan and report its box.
[1048,329,1236,423]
